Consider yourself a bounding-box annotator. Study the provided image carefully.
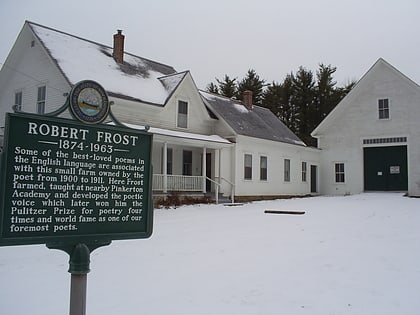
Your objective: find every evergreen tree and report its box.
[316,64,337,121]
[206,64,355,147]
[262,81,282,115]
[281,75,300,133]
[291,67,316,145]
[216,75,237,98]
[236,69,266,105]
[315,67,357,123]
[262,76,298,132]
[340,80,357,95]
[206,82,219,94]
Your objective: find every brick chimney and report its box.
[113,30,125,64]
[243,90,253,110]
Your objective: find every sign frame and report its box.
[0,112,153,247]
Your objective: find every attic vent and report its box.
[363,137,407,145]
[31,40,35,47]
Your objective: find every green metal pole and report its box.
[70,274,87,315]
[46,241,111,315]
[68,243,90,315]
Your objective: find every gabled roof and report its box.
[200,91,306,146]
[311,58,420,137]
[27,21,184,105]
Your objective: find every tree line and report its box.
[206,65,356,147]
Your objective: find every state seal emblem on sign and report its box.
[69,80,110,124]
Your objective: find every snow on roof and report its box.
[30,22,180,105]
[200,91,306,146]
[233,103,249,113]
[202,92,249,114]
[160,72,187,91]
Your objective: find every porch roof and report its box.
[124,123,232,149]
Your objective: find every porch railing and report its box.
[153,174,235,204]
[153,174,203,192]
[217,176,235,204]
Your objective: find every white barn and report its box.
[312,58,420,197]
[0,21,320,202]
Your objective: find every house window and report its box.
[378,98,389,119]
[244,154,252,180]
[37,85,46,114]
[302,162,307,182]
[335,163,345,183]
[182,150,192,176]
[260,156,267,181]
[284,159,291,182]
[166,148,173,175]
[14,91,22,111]
[177,100,188,128]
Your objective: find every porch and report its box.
[149,126,234,203]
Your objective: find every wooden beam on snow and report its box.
[264,210,305,215]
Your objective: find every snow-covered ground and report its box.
[1,193,420,315]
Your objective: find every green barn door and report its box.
[363,146,408,191]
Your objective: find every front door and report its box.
[310,165,317,193]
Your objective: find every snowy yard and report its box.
[1,193,420,314]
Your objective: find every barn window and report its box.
[335,163,345,183]
[378,99,389,119]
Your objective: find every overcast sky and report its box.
[1,0,419,90]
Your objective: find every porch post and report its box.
[163,142,167,193]
[218,149,221,185]
[202,147,207,193]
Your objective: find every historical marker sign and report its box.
[0,112,153,246]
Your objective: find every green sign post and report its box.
[0,113,153,246]
[0,82,154,315]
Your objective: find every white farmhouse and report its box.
[312,58,420,197]
[0,21,319,202]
